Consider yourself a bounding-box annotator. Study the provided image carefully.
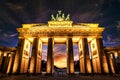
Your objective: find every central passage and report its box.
[54,44,67,68]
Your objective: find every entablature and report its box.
[17,27,104,38]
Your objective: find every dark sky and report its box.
[0,0,120,47]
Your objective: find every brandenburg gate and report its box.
[11,11,115,75]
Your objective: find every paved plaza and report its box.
[0,74,120,80]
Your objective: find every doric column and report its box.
[96,38,104,73]
[66,38,74,74]
[12,38,25,74]
[79,38,89,74]
[0,51,4,72]
[30,38,42,74]
[30,38,38,74]
[96,38,109,74]
[2,53,10,73]
[20,39,31,73]
[7,53,16,74]
[36,38,42,74]
[105,52,113,74]
[46,38,54,74]
[111,53,119,74]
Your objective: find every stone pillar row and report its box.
[105,53,119,74]
[2,37,116,75]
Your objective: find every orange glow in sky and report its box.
[42,45,79,68]
[54,53,67,68]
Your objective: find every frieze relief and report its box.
[18,29,102,37]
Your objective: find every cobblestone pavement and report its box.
[0,74,120,80]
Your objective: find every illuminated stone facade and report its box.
[0,46,16,74]
[0,11,119,75]
[104,46,120,74]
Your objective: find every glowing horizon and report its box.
[42,44,79,68]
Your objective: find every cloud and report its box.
[42,45,47,60]
[10,33,18,37]
[6,3,24,11]
[0,29,2,32]
[103,40,116,45]
[107,35,112,42]
[42,44,67,68]
[103,21,120,46]
[103,34,120,46]
[54,53,67,68]
[0,35,18,47]
[3,33,18,37]
[54,45,66,54]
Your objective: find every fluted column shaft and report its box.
[12,38,25,74]
[79,38,89,74]
[96,38,104,73]
[96,38,109,74]
[30,38,42,74]
[67,38,74,74]
[30,38,38,74]
[0,52,4,72]
[6,53,16,74]
[105,52,113,74]
[2,53,10,73]
[111,53,119,74]
[46,38,54,74]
